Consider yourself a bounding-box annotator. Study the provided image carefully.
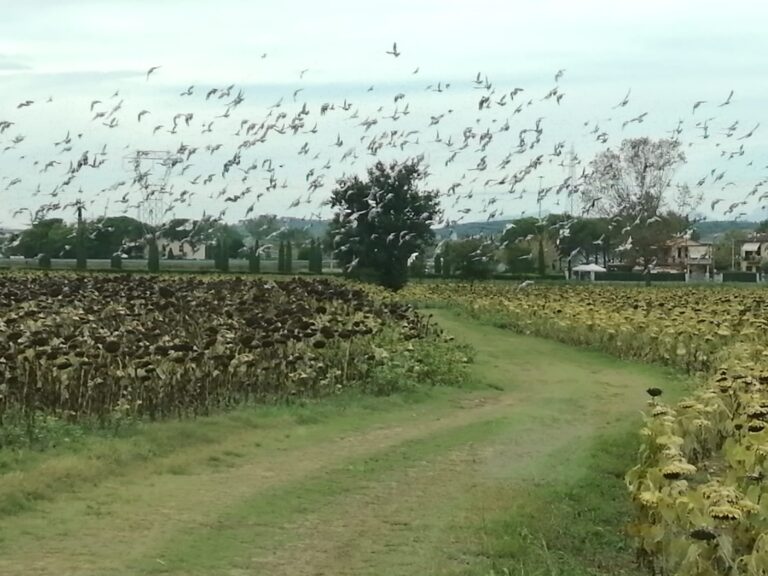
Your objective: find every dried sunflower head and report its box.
[678,400,701,410]
[103,340,121,354]
[661,461,697,480]
[690,528,718,541]
[748,421,766,433]
[690,418,711,429]
[655,434,686,448]
[708,505,742,521]
[638,491,660,507]
[54,357,73,370]
[738,499,760,514]
[701,484,741,504]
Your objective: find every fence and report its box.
[0,258,342,274]
[1,258,765,284]
[721,271,760,283]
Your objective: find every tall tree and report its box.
[536,233,546,276]
[712,230,749,271]
[242,214,281,241]
[433,254,443,276]
[9,218,73,259]
[315,242,324,274]
[501,242,536,274]
[285,240,293,274]
[500,215,563,274]
[86,216,145,259]
[241,215,313,244]
[555,217,613,267]
[147,236,160,273]
[582,138,693,272]
[583,138,686,218]
[327,159,441,290]
[247,239,261,274]
[278,240,286,273]
[75,202,87,270]
[443,238,496,280]
[215,228,230,272]
[307,239,323,274]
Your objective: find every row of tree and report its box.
[427,214,768,280]
[3,215,325,262]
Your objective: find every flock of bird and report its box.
[0,42,766,266]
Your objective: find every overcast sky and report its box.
[0,0,766,229]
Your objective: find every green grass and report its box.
[133,416,510,575]
[467,427,646,576]
[425,308,691,576]
[0,385,482,517]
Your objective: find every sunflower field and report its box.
[0,273,464,444]
[404,281,768,576]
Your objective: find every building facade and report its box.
[663,238,713,278]
[740,235,768,272]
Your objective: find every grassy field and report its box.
[0,308,692,575]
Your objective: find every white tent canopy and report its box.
[571,263,607,273]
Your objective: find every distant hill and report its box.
[693,220,759,242]
[434,220,513,239]
[273,217,329,237]
[229,217,761,243]
[233,216,329,238]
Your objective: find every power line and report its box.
[122,150,181,227]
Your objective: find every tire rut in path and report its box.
[241,418,589,576]
[0,390,520,576]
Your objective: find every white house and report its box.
[158,237,207,260]
[142,236,208,260]
[665,238,713,277]
[740,235,768,272]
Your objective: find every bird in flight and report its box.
[386,42,401,57]
[146,66,161,81]
[692,100,706,114]
[738,123,760,140]
[612,89,631,109]
[718,90,734,107]
[554,69,565,82]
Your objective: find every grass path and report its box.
[0,309,691,576]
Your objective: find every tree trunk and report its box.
[537,236,546,277]
[285,241,293,274]
[278,241,285,273]
[75,206,87,271]
[147,236,160,273]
